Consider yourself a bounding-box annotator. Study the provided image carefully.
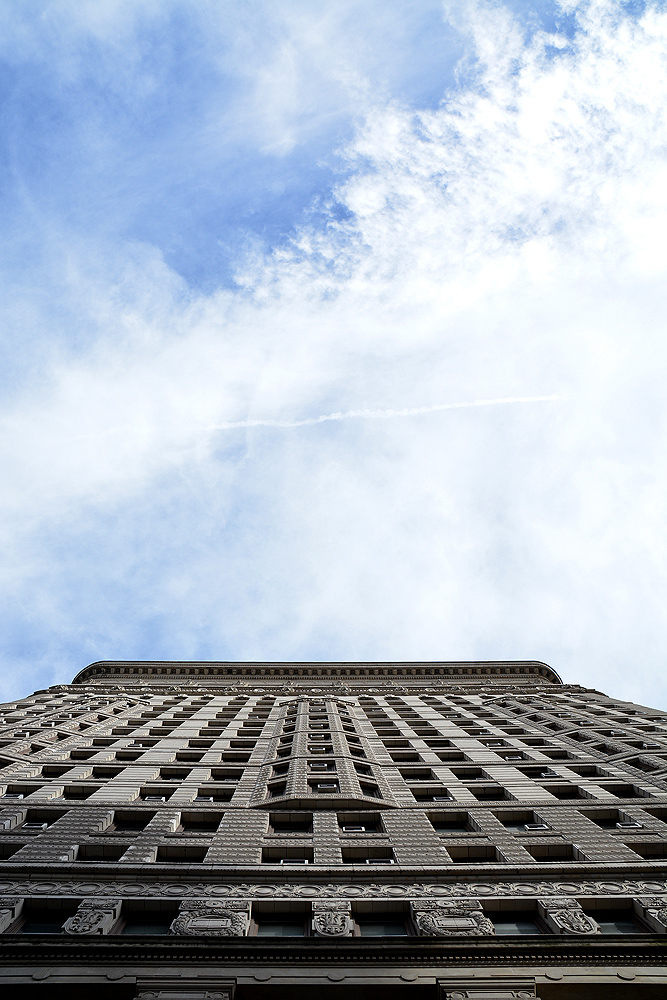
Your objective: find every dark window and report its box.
[197,786,232,803]
[111,811,155,832]
[342,847,394,865]
[0,843,21,859]
[269,814,313,834]
[308,780,339,793]
[491,912,541,935]
[261,848,313,864]
[447,846,501,864]
[63,785,100,800]
[77,844,127,862]
[18,903,78,934]
[356,915,408,936]
[338,813,381,833]
[156,846,208,863]
[627,842,667,859]
[255,917,305,937]
[524,844,576,862]
[494,811,547,832]
[179,812,223,833]
[586,909,644,934]
[119,908,176,936]
[429,812,471,833]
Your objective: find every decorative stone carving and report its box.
[170,900,250,936]
[411,899,495,937]
[444,993,535,1000]
[634,896,667,933]
[439,979,538,1000]
[63,897,121,935]
[136,983,234,1000]
[0,897,23,933]
[2,877,667,903]
[537,897,599,935]
[311,900,353,937]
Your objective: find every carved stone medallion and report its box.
[411,900,495,937]
[63,898,121,936]
[538,897,599,935]
[170,900,250,937]
[312,900,353,937]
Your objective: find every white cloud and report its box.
[1,1,667,710]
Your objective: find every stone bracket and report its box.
[0,897,23,934]
[634,895,667,933]
[411,899,495,937]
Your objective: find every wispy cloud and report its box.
[210,396,564,431]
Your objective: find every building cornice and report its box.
[71,659,562,685]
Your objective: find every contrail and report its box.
[211,395,563,431]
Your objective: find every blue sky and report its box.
[1,0,667,708]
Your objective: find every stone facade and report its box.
[0,658,665,998]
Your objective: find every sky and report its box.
[1,0,667,709]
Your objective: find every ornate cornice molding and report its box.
[1,877,665,899]
[72,660,562,685]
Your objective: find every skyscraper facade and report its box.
[0,659,665,999]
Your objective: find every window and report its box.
[160,767,192,780]
[524,844,577,863]
[109,811,155,833]
[63,785,100,800]
[584,907,645,934]
[118,903,178,936]
[596,783,647,799]
[467,785,510,802]
[179,812,223,834]
[354,910,409,936]
[92,766,123,781]
[447,846,502,865]
[16,901,79,934]
[156,846,209,863]
[490,911,541,935]
[412,787,453,803]
[255,916,306,936]
[140,787,175,802]
[627,842,667,859]
[494,810,548,832]
[0,843,21,859]
[196,786,232,803]
[542,784,583,800]
[581,809,642,830]
[77,844,129,862]
[21,810,67,831]
[342,847,394,865]
[210,767,243,782]
[269,813,313,834]
[261,847,313,864]
[308,780,339,794]
[2,785,43,800]
[429,812,471,833]
[338,813,381,833]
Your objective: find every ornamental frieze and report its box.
[0,878,665,900]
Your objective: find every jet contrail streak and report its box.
[210,395,563,431]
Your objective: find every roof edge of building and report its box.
[71,659,562,685]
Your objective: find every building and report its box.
[0,659,666,999]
